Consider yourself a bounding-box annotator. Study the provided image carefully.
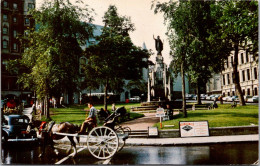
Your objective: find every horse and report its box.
[32,120,80,157]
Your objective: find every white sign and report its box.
[155,108,165,117]
[179,121,209,137]
[148,127,158,136]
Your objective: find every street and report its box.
[1,142,258,165]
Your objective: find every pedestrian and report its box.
[99,108,110,119]
[213,98,218,109]
[112,103,116,112]
[60,96,64,105]
[165,104,174,120]
[219,95,223,104]
[53,97,57,108]
[78,102,97,135]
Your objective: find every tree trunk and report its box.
[44,95,50,118]
[233,43,246,106]
[68,88,73,105]
[104,79,108,110]
[196,80,202,105]
[181,62,187,117]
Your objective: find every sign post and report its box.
[156,108,165,129]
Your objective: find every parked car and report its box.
[247,96,258,103]
[129,96,141,102]
[244,95,253,102]
[185,94,194,100]
[2,115,38,143]
[192,95,197,100]
[200,94,207,100]
[206,95,215,100]
[222,96,230,101]
[212,95,221,101]
[227,96,238,102]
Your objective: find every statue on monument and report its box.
[153,35,163,55]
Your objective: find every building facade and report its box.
[207,49,258,96]
[1,0,35,101]
[221,50,258,96]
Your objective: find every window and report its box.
[13,3,17,10]
[3,26,8,35]
[241,53,244,64]
[231,73,233,83]
[3,14,8,21]
[228,92,230,96]
[3,40,8,49]
[254,88,258,96]
[227,74,230,84]
[13,17,17,23]
[232,91,235,96]
[222,75,225,85]
[13,43,17,50]
[3,1,8,8]
[242,70,245,82]
[247,69,250,81]
[28,3,35,10]
[230,56,233,66]
[25,18,30,25]
[254,67,257,79]
[245,51,248,63]
[242,89,245,95]
[227,58,229,68]
[13,30,17,38]
[247,89,250,95]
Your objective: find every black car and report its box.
[2,115,38,142]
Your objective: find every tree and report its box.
[84,5,150,110]
[11,0,94,118]
[209,1,258,106]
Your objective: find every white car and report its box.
[222,96,230,101]
[247,96,258,103]
[206,95,215,100]
[200,94,207,100]
[244,95,253,102]
[227,96,238,102]
[212,95,221,101]
[129,96,141,102]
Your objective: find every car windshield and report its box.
[11,118,29,125]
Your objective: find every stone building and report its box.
[207,50,258,96]
[1,0,35,102]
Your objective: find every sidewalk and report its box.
[125,134,259,146]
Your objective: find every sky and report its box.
[36,0,171,65]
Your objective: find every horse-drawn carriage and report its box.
[38,107,131,160]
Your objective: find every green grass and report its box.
[154,104,259,129]
[48,103,143,125]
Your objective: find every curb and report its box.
[53,134,259,146]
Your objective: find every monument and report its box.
[147,35,172,102]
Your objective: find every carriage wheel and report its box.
[87,126,119,160]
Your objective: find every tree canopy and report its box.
[208,0,258,105]
[84,5,150,109]
[11,0,94,117]
[153,0,258,113]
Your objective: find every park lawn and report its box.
[48,103,143,125]
[154,104,259,129]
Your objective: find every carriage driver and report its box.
[78,102,97,135]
